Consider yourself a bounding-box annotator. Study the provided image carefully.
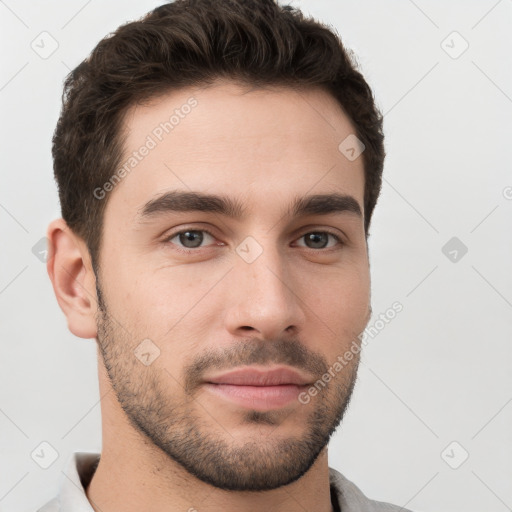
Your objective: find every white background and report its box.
[1,1,511,511]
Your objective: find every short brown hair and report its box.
[52,0,385,269]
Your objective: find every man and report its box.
[41,0,411,511]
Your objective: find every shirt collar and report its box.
[58,452,99,512]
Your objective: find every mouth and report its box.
[203,366,313,411]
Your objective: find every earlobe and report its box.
[46,219,98,339]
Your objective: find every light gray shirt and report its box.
[37,452,413,512]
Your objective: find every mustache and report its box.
[183,337,329,393]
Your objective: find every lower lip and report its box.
[203,383,307,411]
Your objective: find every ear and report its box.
[46,218,98,339]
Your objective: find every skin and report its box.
[47,80,371,512]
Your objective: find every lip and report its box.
[205,366,313,386]
[203,366,313,411]
[203,383,308,411]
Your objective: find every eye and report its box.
[165,229,217,251]
[163,228,343,253]
[295,231,343,250]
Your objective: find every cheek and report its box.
[103,262,223,340]
[300,264,370,338]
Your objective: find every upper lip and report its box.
[205,366,313,386]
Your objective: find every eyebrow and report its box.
[139,190,362,221]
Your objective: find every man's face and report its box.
[95,81,370,491]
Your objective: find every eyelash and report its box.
[163,227,344,254]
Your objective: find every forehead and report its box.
[106,81,365,224]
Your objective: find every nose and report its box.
[223,241,306,341]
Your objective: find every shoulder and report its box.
[36,496,59,512]
[329,466,414,512]
[34,451,100,512]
